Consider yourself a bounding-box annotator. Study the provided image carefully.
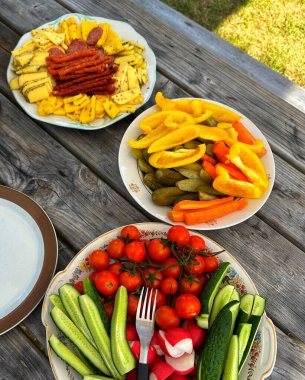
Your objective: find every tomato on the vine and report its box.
[119,271,143,292]
[203,256,219,272]
[125,241,146,263]
[179,276,203,295]
[94,270,119,296]
[74,281,84,294]
[148,239,171,262]
[108,262,123,277]
[89,249,109,271]
[127,294,139,317]
[161,277,178,295]
[161,257,181,278]
[104,302,114,318]
[89,271,99,282]
[167,225,190,247]
[107,238,125,259]
[151,289,167,308]
[175,294,201,319]
[188,235,206,251]
[121,225,141,240]
[144,268,163,288]
[198,274,209,287]
[155,305,180,330]
[185,255,206,275]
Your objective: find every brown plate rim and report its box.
[0,185,58,335]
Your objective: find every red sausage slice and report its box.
[67,39,88,54]
[48,47,64,56]
[87,26,103,46]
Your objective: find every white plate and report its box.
[42,222,276,380]
[7,13,157,130]
[0,185,58,335]
[119,100,275,230]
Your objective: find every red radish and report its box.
[165,351,195,375]
[149,362,174,380]
[150,354,165,369]
[126,368,137,380]
[182,319,207,350]
[126,323,138,341]
[158,328,193,358]
[129,341,156,364]
[152,330,164,355]
[168,375,190,380]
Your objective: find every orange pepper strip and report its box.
[173,196,234,211]
[167,210,185,222]
[202,160,217,179]
[184,199,248,225]
[202,154,218,165]
[216,163,249,182]
[212,141,229,163]
[232,121,256,144]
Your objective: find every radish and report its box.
[165,351,195,375]
[168,374,190,380]
[126,368,137,380]
[129,341,156,364]
[126,323,139,341]
[158,328,193,358]
[182,319,207,350]
[149,362,174,380]
[152,330,164,355]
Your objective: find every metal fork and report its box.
[135,287,158,380]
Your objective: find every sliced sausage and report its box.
[87,26,103,46]
[67,39,88,54]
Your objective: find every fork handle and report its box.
[137,363,149,380]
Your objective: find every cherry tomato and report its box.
[128,294,139,317]
[203,256,219,272]
[140,239,150,249]
[161,257,182,278]
[89,271,99,282]
[185,255,206,275]
[175,294,201,319]
[104,302,114,318]
[155,305,180,330]
[148,239,171,262]
[179,276,203,295]
[107,238,125,259]
[89,249,109,271]
[126,323,139,341]
[108,262,123,277]
[94,270,119,296]
[188,235,206,251]
[198,274,209,287]
[144,268,163,288]
[119,271,143,292]
[151,289,167,308]
[167,225,190,247]
[160,277,178,295]
[125,241,146,263]
[121,225,141,240]
[74,281,84,294]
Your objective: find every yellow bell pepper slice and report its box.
[197,126,229,141]
[149,144,206,169]
[140,110,194,133]
[200,101,241,122]
[193,110,213,123]
[236,139,265,155]
[155,92,176,110]
[173,99,193,113]
[224,126,239,147]
[129,123,170,149]
[148,125,199,153]
[213,166,263,199]
[227,142,269,189]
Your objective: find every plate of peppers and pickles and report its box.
[119,92,275,230]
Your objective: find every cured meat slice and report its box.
[87,27,103,46]
[67,38,88,54]
[46,49,99,63]
[48,47,64,56]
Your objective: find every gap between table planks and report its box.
[0,1,302,378]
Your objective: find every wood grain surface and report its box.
[0,1,304,379]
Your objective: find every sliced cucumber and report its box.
[199,301,240,380]
[84,376,116,380]
[230,289,240,302]
[50,294,67,315]
[51,306,110,375]
[198,262,231,329]
[210,285,235,326]
[59,283,95,347]
[237,323,252,365]
[239,295,266,371]
[222,335,239,380]
[83,278,110,333]
[79,294,123,380]
[235,294,254,326]
[111,286,136,375]
[49,335,95,377]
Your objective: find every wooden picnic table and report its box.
[0,0,305,378]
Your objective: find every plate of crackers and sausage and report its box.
[7,13,156,130]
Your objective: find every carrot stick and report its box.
[184,199,248,225]
[212,141,229,163]
[232,121,255,144]
[167,210,185,222]
[216,163,249,182]
[173,196,234,211]
[202,160,217,179]
[202,154,217,165]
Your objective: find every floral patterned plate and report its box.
[42,222,276,380]
[118,100,275,230]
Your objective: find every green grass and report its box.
[163,0,305,87]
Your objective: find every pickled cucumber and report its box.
[152,187,186,206]
[142,149,149,163]
[198,190,218,200]
[130,148,142,159]
[143,174,163,191]
[180,163,202,171]
[155,169,185,186]
[200,168,214,183]
[176,178,206,192]
[206,143,216,158]
[184,140,201,149]
[198,183,225,196]
[175,168,200,179]
[173,192,199,205]
[138,158,155,174]
[205,116,218,127]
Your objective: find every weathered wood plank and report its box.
[131,0,305,114]
[0,327,53,379]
